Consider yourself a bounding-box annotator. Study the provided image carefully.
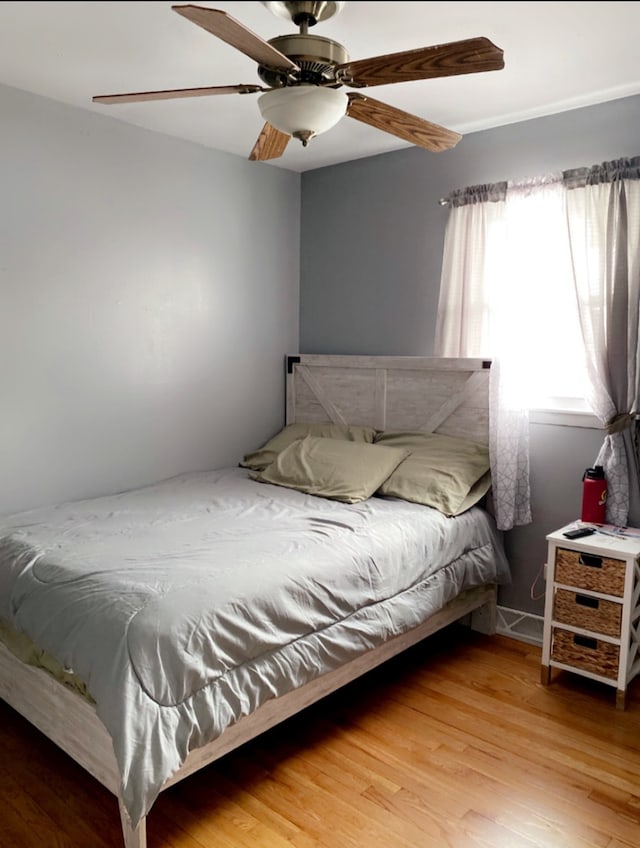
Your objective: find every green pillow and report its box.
[254,436,409,504]
[454,470,493,515]
[240,422,377,472]
[374,431,491,516]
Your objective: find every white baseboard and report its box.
[496,606,544,647]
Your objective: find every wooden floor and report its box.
[1,626,640,848]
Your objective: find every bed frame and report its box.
[0,355,497,848]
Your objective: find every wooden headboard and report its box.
[286,355,491,446]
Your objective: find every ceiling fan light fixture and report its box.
[258,86,348,145]
[94,4,506,162]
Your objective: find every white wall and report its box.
[0,84,300,515]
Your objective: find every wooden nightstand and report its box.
[541,524,640,709]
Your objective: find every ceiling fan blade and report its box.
[338,37,504,88]
[93,84,265,105]
[249,123,291,161]
[346,93,461,153]
[172,5,299,73]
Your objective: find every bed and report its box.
[0,354,510,848]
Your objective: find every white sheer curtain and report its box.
[434,181,537,531]
[434,184,507,358]
[564,158,640,527]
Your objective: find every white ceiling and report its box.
[1,1,639,173]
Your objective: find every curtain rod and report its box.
[438,161,640,208]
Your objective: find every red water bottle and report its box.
[581,465,607,524]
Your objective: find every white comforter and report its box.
[0,467,510,825]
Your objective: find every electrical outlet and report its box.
[543,562,548,581]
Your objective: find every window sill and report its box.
[529,409,601,429]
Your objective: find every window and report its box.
[487,182,590,415]
[436,177,594,424]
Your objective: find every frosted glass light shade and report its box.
[258,86,348,138]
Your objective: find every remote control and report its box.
[563,527,596,539]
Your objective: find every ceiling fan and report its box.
[92,1,505,162]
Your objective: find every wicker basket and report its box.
[553,588,622,637]
[552,627,619,680]
[555,548,625,596]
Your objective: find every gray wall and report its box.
[1,84,300,516]
[300,93,640,614]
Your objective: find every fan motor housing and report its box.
[259,34,349,87]
[263,2,345,27]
